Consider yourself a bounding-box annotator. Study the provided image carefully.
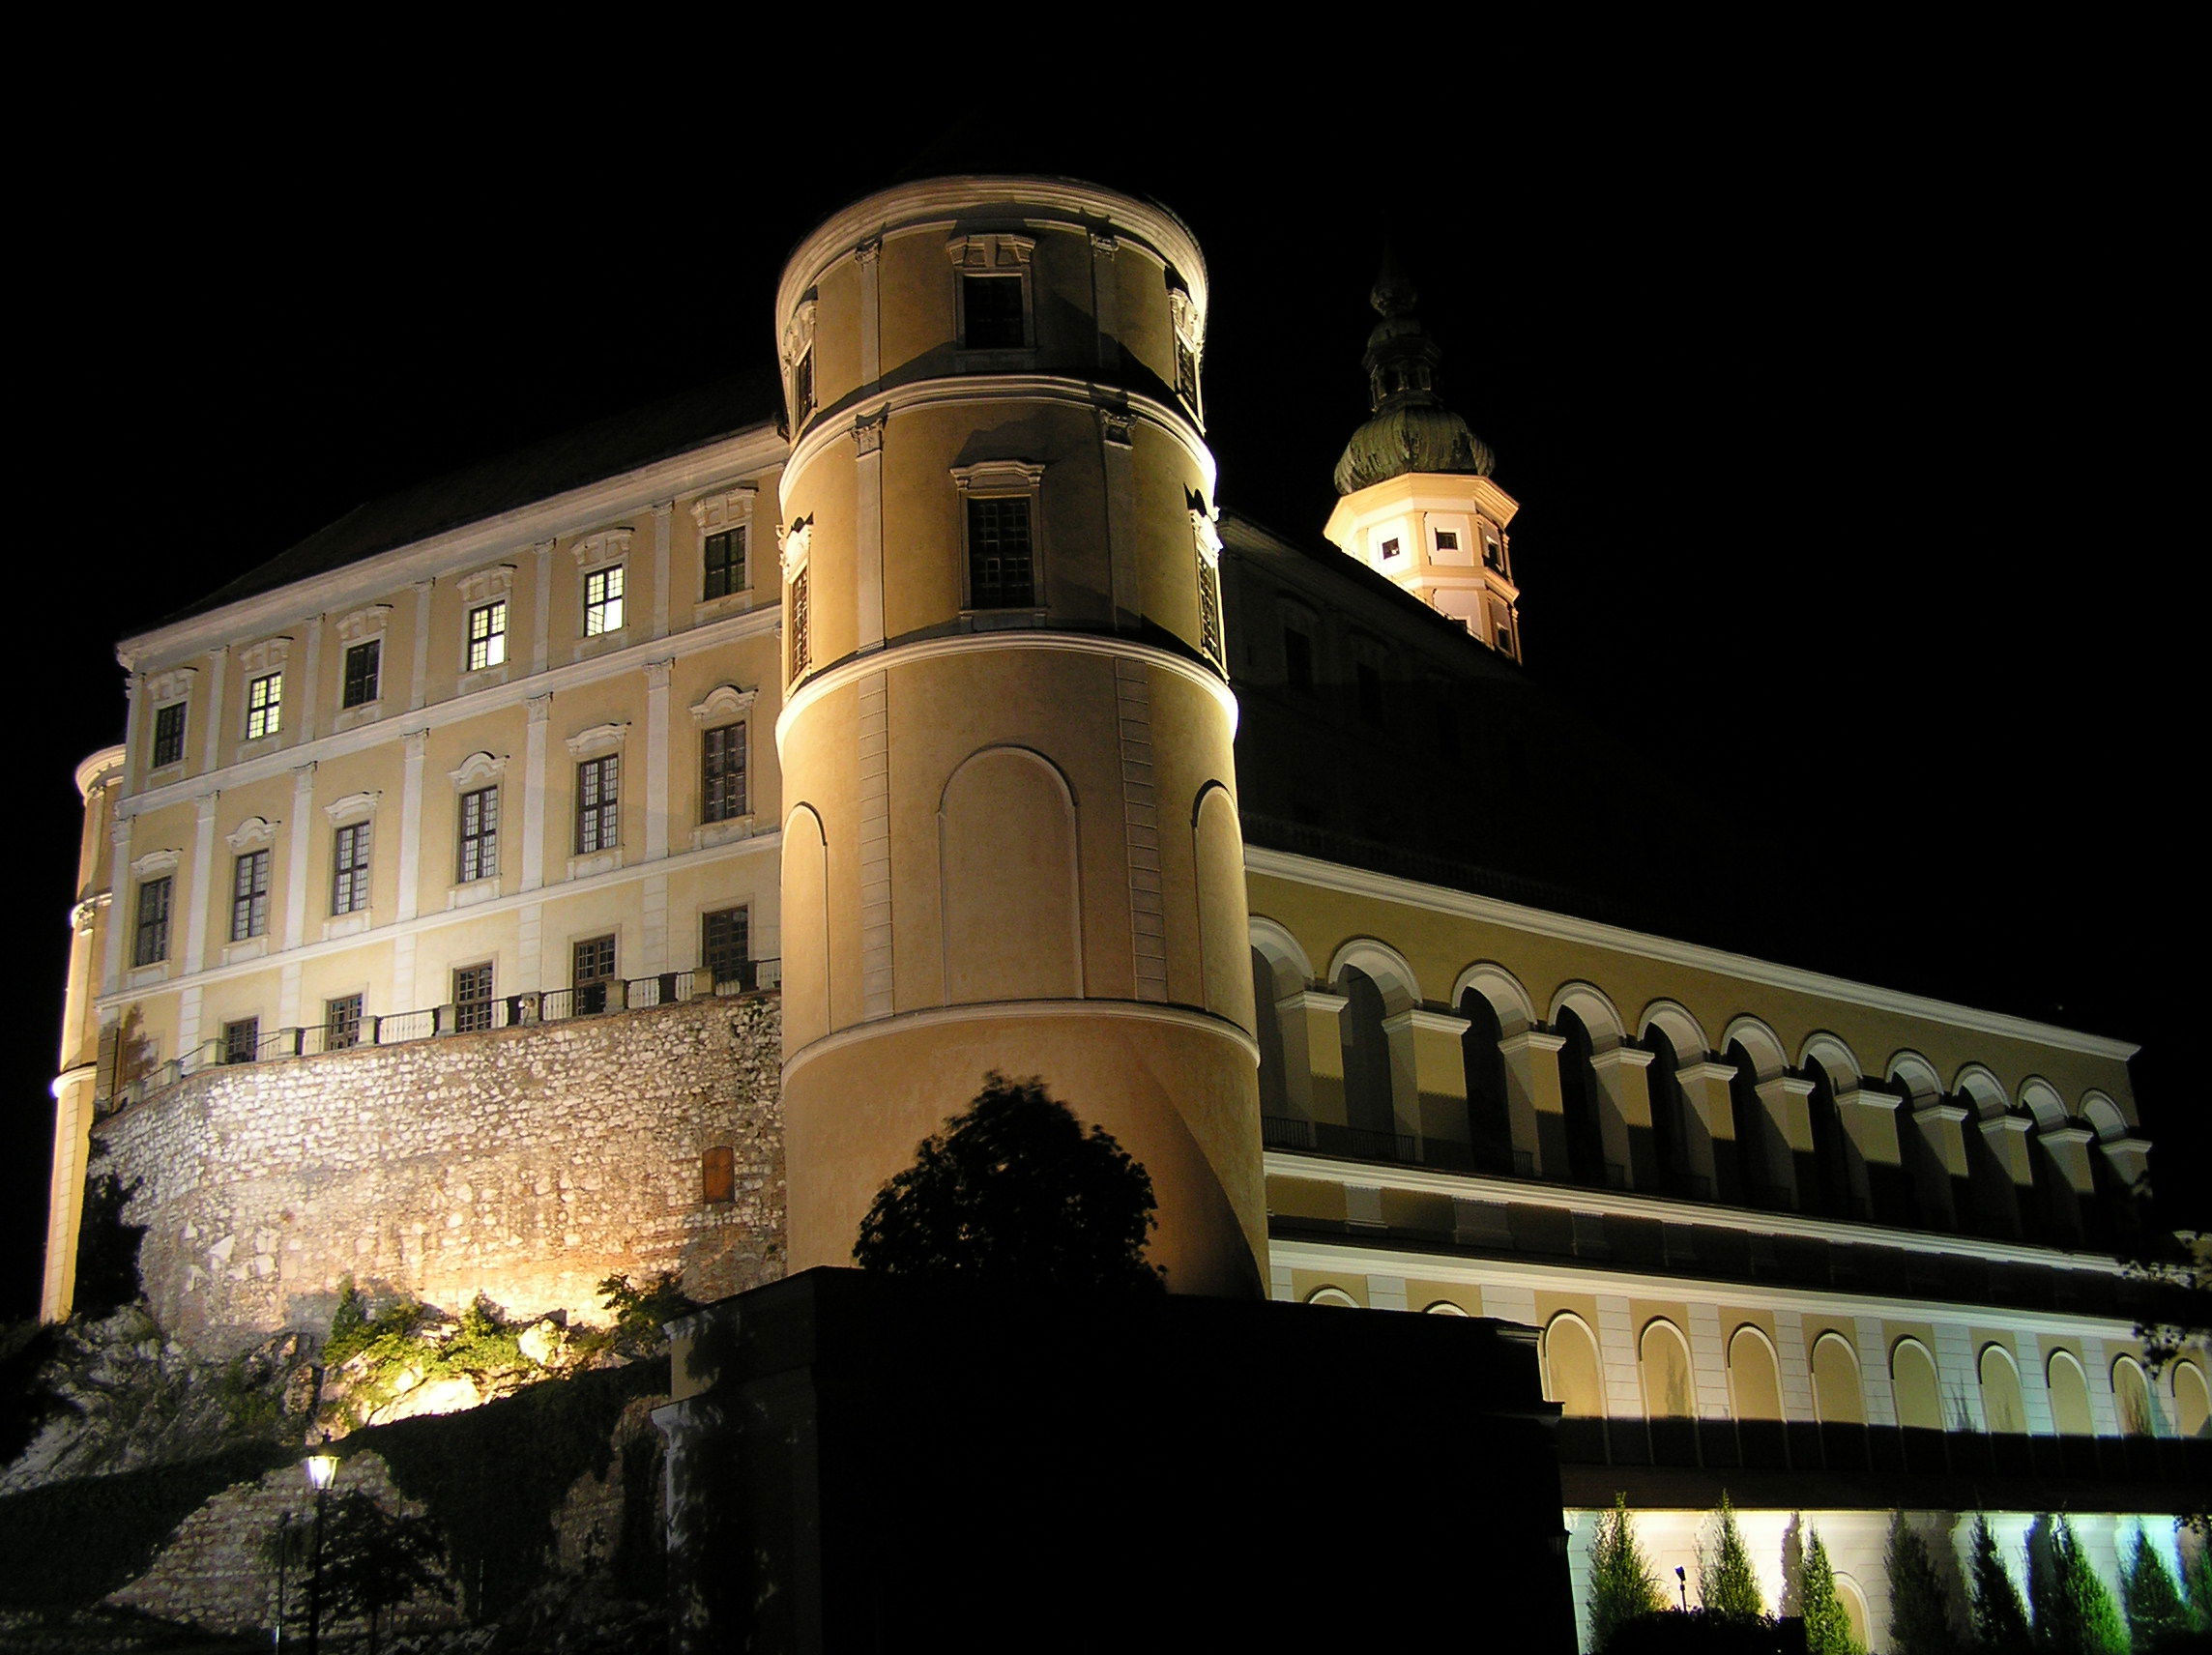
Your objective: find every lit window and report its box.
[962,273,1026,349]
[1434,530,1459,553]
[132,876,172,967]
[1380,537,1402,561]
[457,786,499,883]
[331,822,371,915]
[1482,528,1505,571]
[341,640,381,709]
[467,600,508,672]
[230,849,270,943]
[789,567,811,679]
[576,756,620,854]
[702,723,747,824]
[325,994,364,1051]
[573,934,617,1014]
[222,1018,260,1065]
[967,497,1034,609]
[246,672,282,740]
[703,906,750,987]
[452,963,493,1033]
[152,702,187,768]
[703,528,746,599]
[584,565,626,636]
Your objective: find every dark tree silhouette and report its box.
[853,1073,1165,1292]
[307,1490,453,1655]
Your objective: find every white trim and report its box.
[130,848,181,879]
[564,722,630,760]
[334,604,393,643]
[1247,915,1315,987]
[570,528,634,571]
[223,816,278,853]
[1455,962,1537,1035]
[322,791,380,826]
[781,997,1260,1083]
[447,750,509,789]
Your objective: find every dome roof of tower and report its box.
[1332,251,1495,495]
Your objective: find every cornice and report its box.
[783,997,1257,1083]
[75,745,126,799]
[118,423,787,668]
[1243,848,2139,1063]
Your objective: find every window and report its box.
[584,565,626,636]
[703,906,750,987]
[962,273,1026,349]
[1380,537,1402,560]
[1196,559,1223,667]
[573,934,617,1014]
[702,723,747,824]
[341,639,381,709]
[575,756,619,854]
[792,346,814,426]
[789,566,811,678]
[1176,334,1199,405]
[1482,526,1506,571]
[703,528,745,599]
[246,672,282,740]
[132,877,172,967]
[222,1017,260,1065]
[331,822,371,915]
[152,702,187,768]
[452,963,493,1033]
[458,786,499,883]
[467,600,508,671]
[1434,529,1459,554]
[230,850,270,943]
[1283,624,1314,692]
[325,994,364,1052]
[1355,660,1385,726]
[967,496,1034,609]
[702,1146,736,1205]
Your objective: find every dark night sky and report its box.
[6,74,2196,1319]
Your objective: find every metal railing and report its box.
[98,958,782,1118]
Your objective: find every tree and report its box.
[852,1073,1165,1292]
[1699,1493,1764,1618]
[2120,1527,2188,1652]
[1589,1493,1667,1651]
[1966,1515,2032,1653]
[2187,1535,2212,1634]
[313,1490,453,1655]
[2031,1515,2128,1655]
[1800,1525,1862,1655]
[1884,1513,1955,1655]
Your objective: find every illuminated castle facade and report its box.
[45,178,2202,1649]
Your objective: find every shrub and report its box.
[1700,1494,1764,1618]
[1590,1493,1667,1651]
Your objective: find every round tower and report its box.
[771,178,1263,1296]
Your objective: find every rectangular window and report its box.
[584,565,626,636]
[1482,529,1505,571]
[1176,337,1199,405]
[792,349,814,426]
[702,724,748,824]
[702,906,751,988]
[452,963,493,1033]
[573,934,617,1014]
[331,822,371,915]
[790,566,811,677]
[963,273,1025,349]
[1283,626,1314,692]
[967,496,1034,609]
[152,702,187,768]
[1434,530,1459,553]
[132,876,172,967]
[246,672,282,740]
[230,849,270,943]
[222,1017,260,1065]
[703,528,746,600]
[458,786,499,883]
[1380,537,1402,560]
[467,600,508,671]
[326,994,364,1052]
[702,1145,736,1205]
[341,639,381,709]
[1196,561,1223,666]
[576,756,620,854]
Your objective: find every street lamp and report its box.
[1675,1564,1688,1611]
[303,1437,338,1655]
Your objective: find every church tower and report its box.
[1324,256,1524,660]
[771,179,1265,1297]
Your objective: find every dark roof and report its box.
[159,371,782,630]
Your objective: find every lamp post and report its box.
[273,1510,289,1651]
[303,1437,338,1655]
[1675,1564,1688,1611]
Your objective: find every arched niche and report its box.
[1549,980,1627,1051]
[1327,938,1421,1016]
[1555,1005,1611,1188]
[938,745,1082,1003]
[1454,962,1535,1038]
[2170,1360,2210,1437]
[1305,1287,1358,1308]
[1249,916,1316,1126]
[1890,1338,1942,1430]
[1638,1000,1704,1199]
[1640,1320,1695,1419]
[1720,1015,1789,1084]
[1191,783,1249,1025]
[1802,1057,1863,1220]
[1423,1299,1471,1317]
[1979,1344,2026,1434]
[1810,1330,1865,1425]
[1887,1051,1956,1231]
[1798,1031,1864,1094]
[2112,1354,2156,1437]
[1727,1325,1783,1421]
[2047,1349,2094,1436]
[1543,1314,1605,1417]
[782,804,830,1049]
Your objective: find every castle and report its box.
[44,175,2204,1649]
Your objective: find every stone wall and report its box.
[96,993,784,1350]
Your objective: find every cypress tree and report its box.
[2187,1536,2212,1635]
[2043,1516,2128,1655]
[2120,1527,2188,1651]
[1885,1513,1958,1655]
[1588,1494,1666,1651]
[1967,1515,2032,1652]
[1700,1493,1765,1618]
[1799,1525,1862,1655]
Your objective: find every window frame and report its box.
[325,994,364,1052]
[572,933,617,1014]
[583,563,626,637]
[575,754,621,855]
[340,638,382,710]
[451,962,494,1034]
[151,699,188,769]
[457,784,499,884]
[952,460,1047,616]
[132,875,173,968]
[331,820,371,915]
[702,905,751,988]
[701,721,748,825]
[466,599,508,673]
[947,234,1036,360]
[222,1017,261,1065]
[230,848,271,944]
[702,526,746,601]
[245,671,283,740]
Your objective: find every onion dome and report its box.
[1332,252,1495,495]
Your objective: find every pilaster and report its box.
[1398,1007,1470,1159]
[857,237,882,385]
[102,816,132,997]
[853,414,887,652]
[298,613,323,743]
[201,648,228,771]
[1590,1042,1655,1189]
[282,764,315,950]
[645,660,674,861]
[1296,988,1351,1126]
[1674,1059,1738,1198]
[182,792,218,975]
[522,694,551,892]
[408,582,433,712]
[1499,1029,1568,1180]
[652,502,673,641]
[1099,408,1140,630]
[532,540,555,675]
[395,729,427,922]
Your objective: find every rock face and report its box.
[91,995,784,1353]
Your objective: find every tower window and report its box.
[1176,336,1199,405]
[231,849,270,943]
[576,756,620,854]
[245,672,282,740]
[966,496,1035,609]
[792,347,815,427]
[152,701,187,768]
[1380,537,1402,560]
[962,274,1026,350]
[703,528,746,600]
[584,565,626,636]
[1482,529,1505,571]
[331,822,371,915]
[452,963,493,1033]
[467,600,508,672]
[702,723,747,824]
[789,566,811,679]
[132,876,172,967]
[341,640,381,709]
[458,786,499,883]
[1434,530,1459,553]
[1196,557,1224,668]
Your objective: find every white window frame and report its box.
[693,483,759,611]
[951,460,1047,620]
[145,666,196,773]
[322,791,380,937]
[689,683,760,849]
[458,564,516,677]
[573,529,634,643]
[566,723,630,877]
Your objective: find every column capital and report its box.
[1913,1100,1970,1126]
[1981,1113,2035,1138]
[1676,1060,1737,1087]
[1757,1074,1817,1101]
[1590,1044,1654,1073]
[1500,1029,1566,1058]
[2037,1124,2095,1147]
[1385,1007,1470,1037]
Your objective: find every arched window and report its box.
[1459,989,1514,1176]
[2047,1350,2093,1436]
[1811,1331,1865,1425]
[1640,1320,1695,1418]
[1979,1345,2026,1434]
[1423,1299,1471,1317]
[1305,1287,1358,1308]
[1543,1314,1605,1417]
[2027,1131,2083,1245]
[1727,1326,1783,1421]
[1556,1008,1610,1188]
[1894,1076,1957,1231]
[2112,1355,2155,1437]
[2170,1361,2210,1437]
[1891,1339,1943,1430]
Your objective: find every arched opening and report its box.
[1727,1041,1785,1210]
[1251,947,1294,1126]
[1643,1036,1701,1198]
[1891,1339,1943,1430]
[1250,922,1315,1142]
[1458,988,1515,1176]
[1640,1320,1696,1419]
[1835,1578,1870,1649]
[1892,1066,1957,1231]
[2112,1355,2156,1437]
[1964,1115,2023,1240]
[2047,1350,2093,1436]
[2170,1361,2210,1437]
[1811,1331,1865,1425]
[2027,1131,2084,1246]
[1192,785,1248,1025]
[1305,1287,1358,1308]
[1337,967,1401,1155]
[1542,1314,1605,1417]
[1556,1008,1611,1188]
[1979,1345,2026,1434]
[2087,1138,2143,1251]
[1423,1299,1471,1316]
[1803,1059,1860,1220]
[1727,1326,1783,1421]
